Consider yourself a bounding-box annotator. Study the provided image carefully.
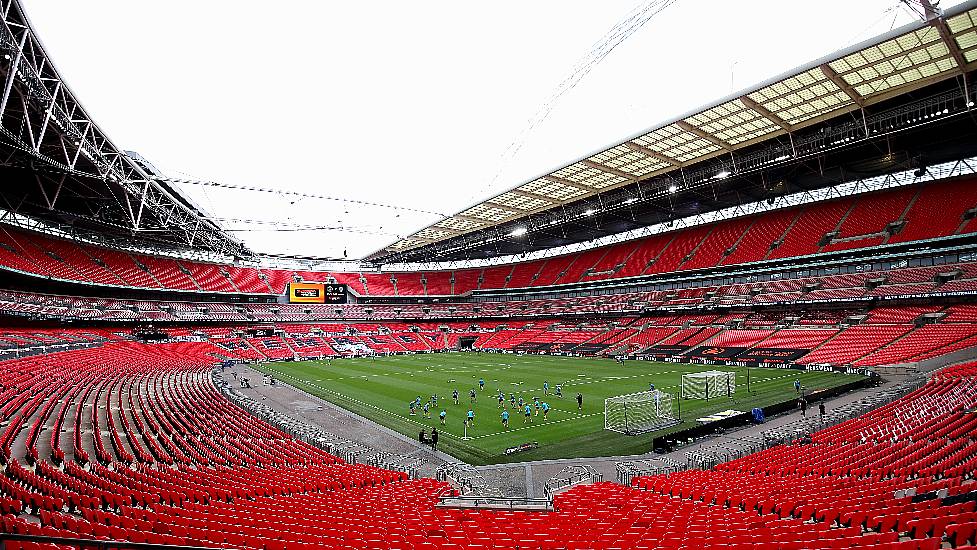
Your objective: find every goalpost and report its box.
[681,370,736,400]
[604,390,679,435]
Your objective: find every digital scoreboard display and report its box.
[288,282,348,304]
[322,283,348,303]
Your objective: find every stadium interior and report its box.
[1,0,977,548]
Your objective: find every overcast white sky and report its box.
[22,0,955,260]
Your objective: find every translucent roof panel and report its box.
[520,178,590,201]
[551,162,628,189]
[434,217,485,232]
[631,124,721,163]
[748,68,853,126]
[587,144,670,178]
[684,100,780,145]
[387,238,429,251]
[492,191,554,211]
[829,26,954,97]
[947,7,977,63]
[414,227,458,241]
[460,203,518,222]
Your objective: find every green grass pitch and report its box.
[253,353,855,465]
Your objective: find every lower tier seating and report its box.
[0,342,973,548]
[633,362,977,549]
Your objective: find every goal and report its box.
[681,370,735,400]
[604,390,679,435]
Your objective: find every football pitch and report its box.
[253,353,855,465]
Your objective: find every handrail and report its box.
[436,494,554,511]
[543,465,602,498]
[616,457,683,485]
[435,462,501,496]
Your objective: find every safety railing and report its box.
[435,463,501,496]
[615,456,683,486]
[760,374,927,447]
[436,494,553,511]
[543,465,602,499]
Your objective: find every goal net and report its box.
[604,390,678,435]
[681,370,735,400]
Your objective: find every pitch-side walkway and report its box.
[226,364,458,479]
[226,363,905,497]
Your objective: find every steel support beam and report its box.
[932,18,968,70]
[426,224,468,237]
[581,159,637,181]
[820,63,865,107]
[675,120,733,152]
[543,174,595,193]
[739,96,792,132]
[34,80,59,151]
[483,200,525,214]
[0,29,27,124]
[508,188,559,204]
[451,213,492,225]
[624,142,682,167]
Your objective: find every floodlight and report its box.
[716,170,731,179]
[584,208,596,216]
[509,226,528,237]
[667,184,678,193]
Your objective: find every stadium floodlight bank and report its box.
[604,390,679,435]
[681,371,736,400]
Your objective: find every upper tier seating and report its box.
[6,255,977,323]
[2,177,977,296]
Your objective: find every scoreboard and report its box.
[288,282,348,304]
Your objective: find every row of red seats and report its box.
[632,362,977,548]
[3,177,977,296]
[0,340,976,548]
[6,257,977,327]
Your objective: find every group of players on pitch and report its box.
[408,377,583,430]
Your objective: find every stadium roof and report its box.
[0,0,249,259]
[371,0,977,260]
